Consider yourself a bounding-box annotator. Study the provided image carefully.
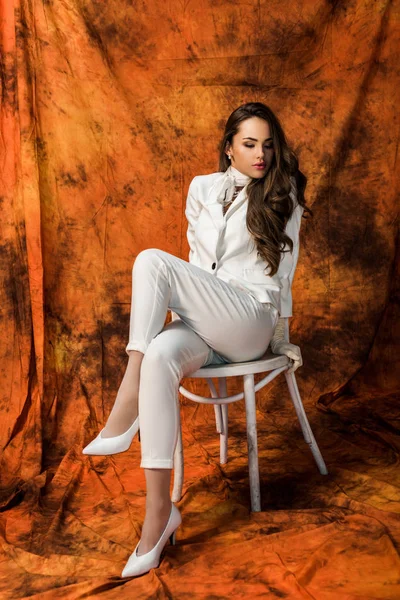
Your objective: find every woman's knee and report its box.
[141,324,210,379]
[132,248,166,271]
[141,334,182,378]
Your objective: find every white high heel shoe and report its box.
[82,416,140,455]
[121,502,182,578]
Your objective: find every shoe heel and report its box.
[169,529,177,545]
[138,428,141,442]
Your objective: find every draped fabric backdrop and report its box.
[1,0,399,598]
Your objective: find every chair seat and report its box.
[185,349,290,378]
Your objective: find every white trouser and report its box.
[125,248,279,469]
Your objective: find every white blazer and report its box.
[184,170,304,318]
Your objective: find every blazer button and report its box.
[212,262,216,270]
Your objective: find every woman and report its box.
[82,102,312,578]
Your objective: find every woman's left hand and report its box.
[270,341,303,373]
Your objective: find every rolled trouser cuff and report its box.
[125,341,148,355]
[140,458,174,469]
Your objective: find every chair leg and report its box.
[284,370,328,475]
[172,402,184,503]
[243,373,261,512]
[214,404,223,433]
[207,378,223,434]
[218,378,228,464]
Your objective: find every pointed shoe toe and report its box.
[82,416,140,456]
[121,503,182,578]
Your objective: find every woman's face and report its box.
[225,117,275,179]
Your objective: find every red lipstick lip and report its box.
[253,163,266,167]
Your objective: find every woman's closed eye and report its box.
[244,144,273,149]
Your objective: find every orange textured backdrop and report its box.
[1,0,400,598]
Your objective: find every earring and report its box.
[228,154,231,160]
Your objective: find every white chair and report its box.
[171,317,328,512]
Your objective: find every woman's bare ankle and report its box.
[99,353,143,438]
[102,412,138,437]
[102,395,139,437]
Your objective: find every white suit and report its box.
[125,167,302,468]
[184,170,304,318]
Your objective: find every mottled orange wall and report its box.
[0,0,399,598]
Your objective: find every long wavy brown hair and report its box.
[218,102,313,277]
